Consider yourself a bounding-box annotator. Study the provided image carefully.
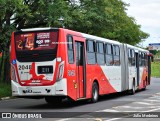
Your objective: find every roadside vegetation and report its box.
[0,0,151,98]
[0,0,149,84]
[151,62,160,78]
[0,83,11,98]
[0,56,11,98]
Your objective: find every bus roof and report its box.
[81,33,121,45]
[18,28,149,53]
[20,27,58,32]
[126,44,149,53]
[62,28,121,45]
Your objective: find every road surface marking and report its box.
[114,105,145,109]
[98,109,119,112]
[134,102,154,105]
[94,118,103,121]
[56,118,70,121]
[104,106,160,121]
[144,99,160,102]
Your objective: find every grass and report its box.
[0,83,12,98]
[151,62,160,78]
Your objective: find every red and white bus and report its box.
[10,28,152,103]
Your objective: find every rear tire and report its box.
[91,82,99,103]
[45,97,62,104]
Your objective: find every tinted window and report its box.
[115,46,120,55]
[87,40,95,52]
[97,42,104,54]
[113,45,120,65]
[128,49,135,66]
[141,52,146,66]
[105,44,113,65]
[67,35,74,64]
[131,50,135,66]
[86,39,96,64]
[106,44,112,55]
[97,42,105,65]
[68,36,73,50]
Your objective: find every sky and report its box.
[122,0,160,47]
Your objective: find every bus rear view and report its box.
[11,28,67,103]
[11,28,152,104]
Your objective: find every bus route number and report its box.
[68,70,75,76]
[18,65,31,70]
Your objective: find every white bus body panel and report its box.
[101,66,122,92]
[11,78,67,96]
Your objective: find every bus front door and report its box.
[75,41,86,99]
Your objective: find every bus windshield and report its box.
[15,31,58,51]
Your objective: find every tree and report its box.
[0,0,26,83]
[0,0,149,83]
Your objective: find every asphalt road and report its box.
[0,77,160,121]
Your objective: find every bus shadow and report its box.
[18,89,147,110]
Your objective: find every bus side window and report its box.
[67,35,74,64]
[96,42,105,65]
[139,52,142,66]
[141,52,146,66]
[113,45,120,66]
[86,39,96,64]
[131,49,135,66]
[105,44,114,66]
[128,49,135,66]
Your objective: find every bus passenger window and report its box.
[139,52,142,66]
[128,49,135,66]
[113,45,120,65]
[131,50,135,66]
[67,35,74,64]
[105,44,114,66]
[97,42,105,65]
[86,40,96,64]
[141,52,146,66]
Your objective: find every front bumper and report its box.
[11,79,67,96]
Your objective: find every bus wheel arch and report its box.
[91,80,99,103]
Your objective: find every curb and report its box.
[0,97,11,100]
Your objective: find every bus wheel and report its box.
[45,97,62,104]
[91,82,99,103]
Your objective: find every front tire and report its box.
[91,82,99,103]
